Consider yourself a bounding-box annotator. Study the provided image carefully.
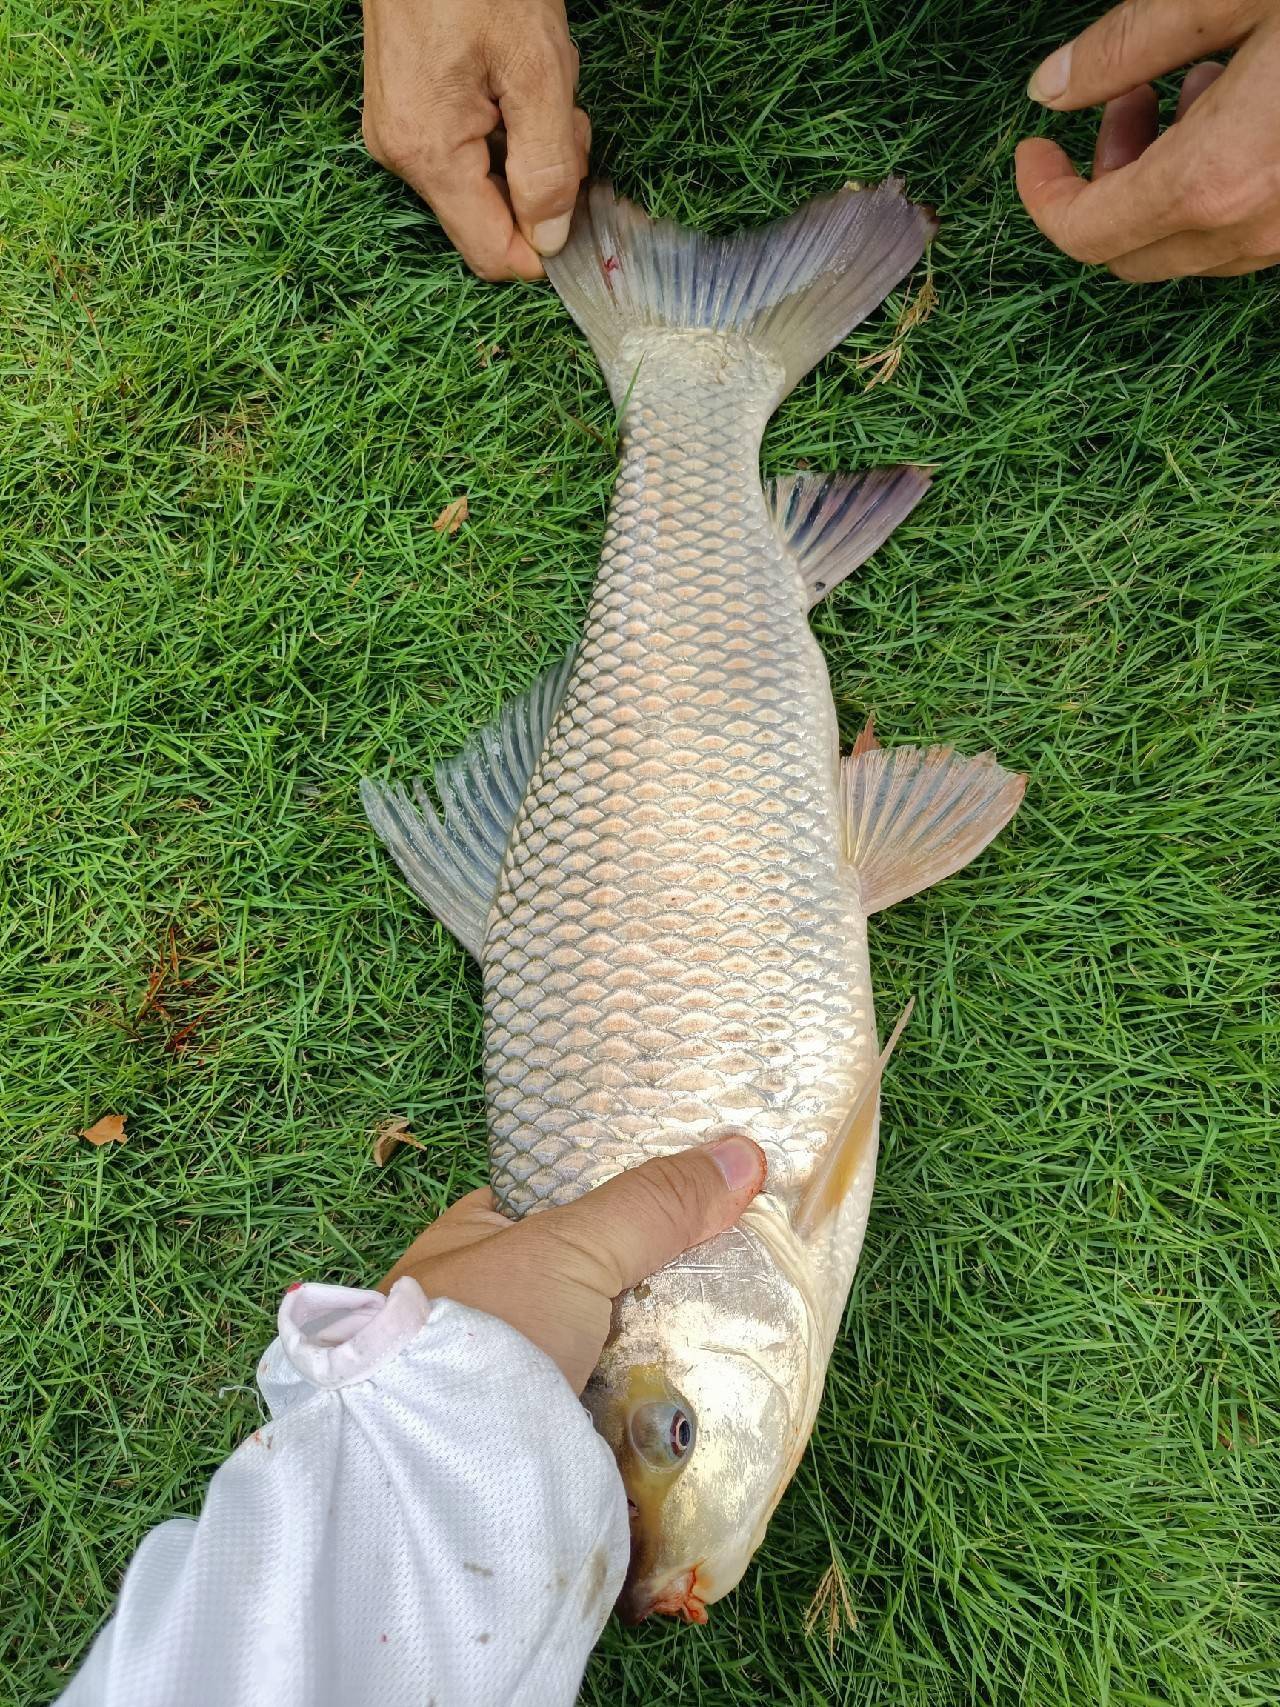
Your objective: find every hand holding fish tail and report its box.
[380,1136,767,1394]
[361,0,590,279]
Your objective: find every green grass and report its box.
[3,0,1278,1700]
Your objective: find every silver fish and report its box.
[363,180,1024,1623]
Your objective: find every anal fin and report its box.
[843,740,1026,914]
[766,467,932,609]
[360,650,575,957]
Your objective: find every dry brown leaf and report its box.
[432,495,469,535]
[82,1114,127,1146]
[373,1117,428,1167]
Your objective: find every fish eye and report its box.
[630,1400,697,1469]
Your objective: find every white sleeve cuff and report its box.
[59,1279,629,1707]
[266,1276,432,1392]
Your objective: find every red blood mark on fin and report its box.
[603,255,620,275]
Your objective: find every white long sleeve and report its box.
[58,1278,629,1707]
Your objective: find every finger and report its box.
[494,45,582,254]
[1014,134,1187,262]
[489,110,586,234]
[1108,226,1245,280]
[1200,251,1280,275]
[379,1188,510,1291]
[1175,60,1226,120]
[532,1136,767,1296]
[1093,84,1158,176]
[420,138,545,280]
[434,1185,505,1227]
[1028,0,1260,110]
[572,106,592,174]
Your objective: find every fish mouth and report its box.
[619,1565,709,1625]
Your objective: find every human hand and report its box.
[361,0,590,281]
[380,1137,767,1393]
[1015,0,1280,280]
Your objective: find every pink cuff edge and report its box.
[277,1277,432,1389]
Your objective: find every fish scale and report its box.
[485,338,874,1215]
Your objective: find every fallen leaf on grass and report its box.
[373,1118,428,1167]
[82,1114,127,1146]
[432,495,469,535]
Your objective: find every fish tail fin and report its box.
[545,180,936,406]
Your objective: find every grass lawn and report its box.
[4,0,1279,1700]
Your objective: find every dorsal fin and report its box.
[793,999,915,1240]
[766,467,932,609]
[361,650,575,957]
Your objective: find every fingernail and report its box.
[707,1134,766,1195]
[531,213,572,255]
[1028,42,1072,104]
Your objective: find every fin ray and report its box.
[842,742,1026,914]
[361,650,575,956]
[794,998,915,1240]
[767,468,932,609]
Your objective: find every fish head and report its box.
[584,1204,821,1623]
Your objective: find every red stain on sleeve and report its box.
[286,1282,303,1294]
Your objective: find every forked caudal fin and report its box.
[545,180,937,407]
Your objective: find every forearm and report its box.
[58,1280,627,1707]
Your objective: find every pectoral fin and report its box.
[842,741,1026,914]
[361,650,575,956]
[793,999,915,1240]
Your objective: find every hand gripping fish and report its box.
[362,180,1025,1624]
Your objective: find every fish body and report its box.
[363,182,1024,1622]
[486,327,870,1214]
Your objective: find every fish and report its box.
[361,179,1025,1624]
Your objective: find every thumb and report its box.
[1027,0,1259,111]
[540,1136,767,1295]
[493,48,583,255]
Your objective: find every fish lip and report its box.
[619,1566,709,1626]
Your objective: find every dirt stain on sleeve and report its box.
[582,1546,611,1621]
[462,1561,493,1578]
